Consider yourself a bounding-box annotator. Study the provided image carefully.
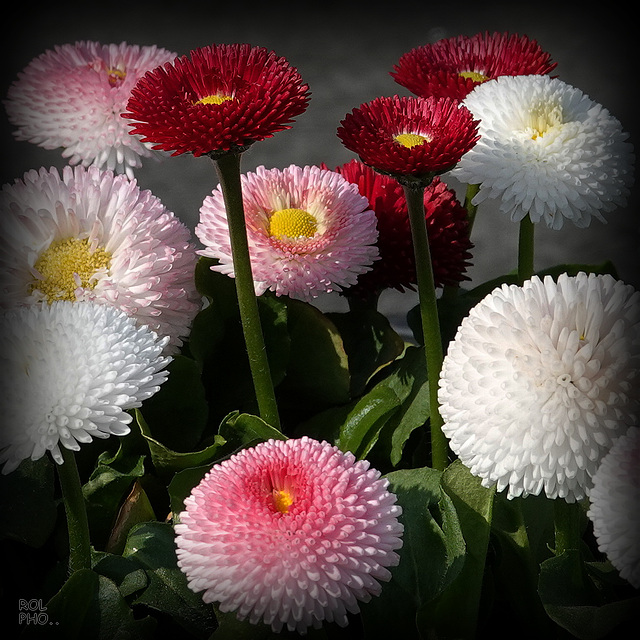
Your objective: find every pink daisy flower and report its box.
[0,165,201,353]
[123,43,310,157]
[391,31,556,101]
[337,95,479,183]
[175,436,404,634]
[196,164,379,301]
[4,41,177,177]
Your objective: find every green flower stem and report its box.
[212,152,281,429]
[57,447,91,573]
[554,499,584,589]
[403,184,447,471]
[517,214,536,283]
[463,183,480,234]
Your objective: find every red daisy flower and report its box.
[333,160,473,298]
[122,43,310,157]
[391,31,556,101]
[337,95,479,182]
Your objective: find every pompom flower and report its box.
[337,95,479,183]
[0,165,201,353]
[391,31,556,101]
[196,164,379,301]
[332,159,472,298]
[438,272,640,502]
[123,43,310,157]
[452,74,635,229]
[0,301,171,474]
[587,426,640,588]
[175,436,404,634]
[4,41,177,177]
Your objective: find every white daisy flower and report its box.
[452,75,634,229]
[0,301,171,474]
[438,272,640,501]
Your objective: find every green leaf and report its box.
[168,464,212,522]
[360,466,465,639]
[123,521,217,639]
[134,409,226,478]
[218,411,287,449]
[27,569,156,639]
[0,456,57,547]
[137,355,208,453]
[539,551,640,639]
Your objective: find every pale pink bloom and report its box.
[196,165,379,301]
[0,165,201,353]
[175,436,404,634]
[5,41,177,177]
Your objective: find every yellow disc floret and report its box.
[394,132,430,148]
[272,488,295,514]
[459,70,490,83]
[31,237,111,302]
[269,208,318,240]
[196,94,234,105]
[527,103,564,140]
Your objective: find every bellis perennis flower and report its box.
[175,436,404,634]
[453,74,635,229]
[0,301,170,474]
[4,41,177,177]
[333,160,472,298]
[196,164,379,301]
[438,273,640,502]
[0,165,201,353]
[337,95,479,184]
[392,31,556,101]
[123,43,310,157]
[587,426,640,588]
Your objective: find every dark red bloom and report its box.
[337,95,479,182]
[333,160,473,298]
[391,31,556,101]
[122,43,310,157]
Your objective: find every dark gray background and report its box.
[2,1,637,336]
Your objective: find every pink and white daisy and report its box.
[0,165,201,353]
[196,164,379,301]
[4,41,177,177]
[0,301,171,474]
[587,426,640,588]
[175,436,404,634]
[438,273,640,502]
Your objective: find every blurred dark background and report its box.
[1,1,637,333]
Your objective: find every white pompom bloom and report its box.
[0,301,171,474]
[587,426,640,588]
[452,75,634,229]
[438,273,640,501]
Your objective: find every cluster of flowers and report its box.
[1,31,637,634]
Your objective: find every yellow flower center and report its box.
[459,70,490,83]
[31,238,111,302]
[272,488,294,514]
[268,208,318,240]
[107,67,127,87]
[526,103,564,140]
[196,94,234,105]
[394,132,430,148]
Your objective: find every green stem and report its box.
[554,499,584,590]
[463,183,480,234]
[517,214,536,283]
[57,447,91,573]
[212,152,280,429]
[403,184,447,471]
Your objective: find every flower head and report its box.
[196,164,379,301]
[337,95,479,183]
[4,41,177,177]
[0,165,201,353]
[123,43,310,157]
[332,160,472,298]
[587,426,640,588]
[438,273,640,502]
[0,301,170,474]
[452,74,635,229]
[175,436,403,634]
[391,31,556,101]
